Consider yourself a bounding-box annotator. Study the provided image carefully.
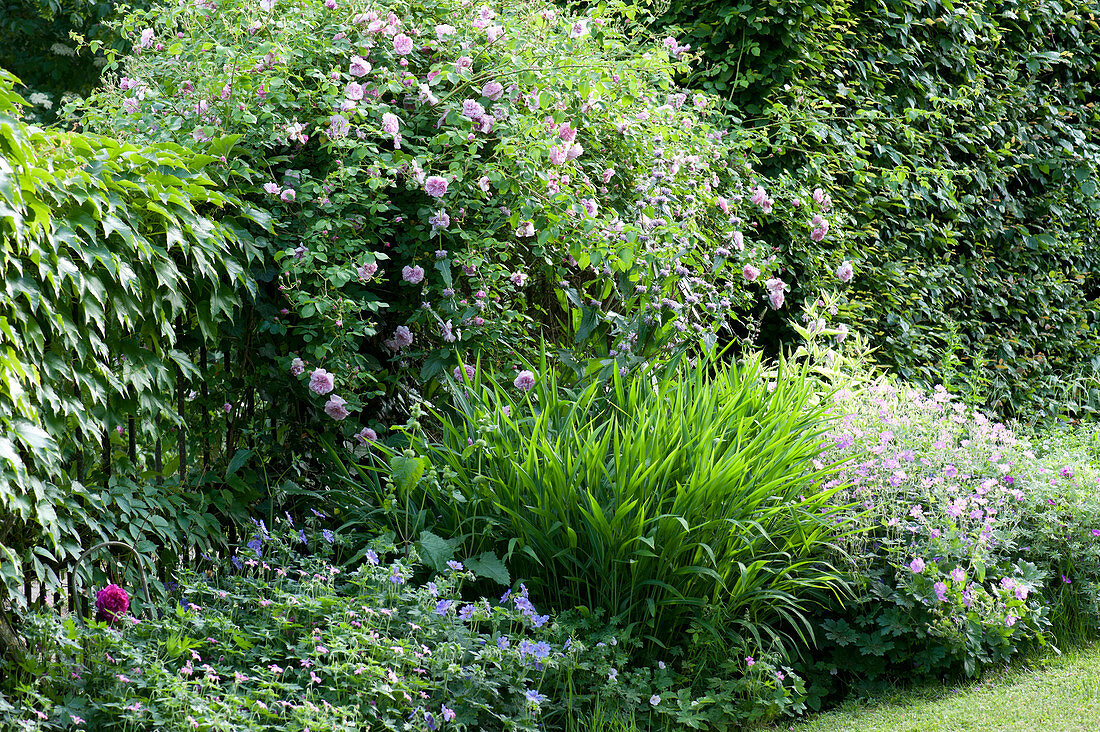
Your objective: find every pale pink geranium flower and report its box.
[424,175,448,198]
[558,122,577,143]
[455,56,473,73]
[566,143,583,161]
[309,368,335,395]
[324,395,349,420]
[909,557,926,574]
[602,168,615,184]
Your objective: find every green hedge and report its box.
[650,0,1100,416]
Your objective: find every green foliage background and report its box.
[647,0,1100,416]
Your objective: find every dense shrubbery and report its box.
[71,0,856,437]
[649,0,1100,416]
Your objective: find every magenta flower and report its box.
[393,34,414,55]
[424,176,448,198]
[934,582,948,601]
[513,370,536,392]
[402,265,425,284]
[95,584,130,623]
[309,368,335,395]
[909,557,926,574]
[324,395,349,421]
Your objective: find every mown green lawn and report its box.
[783,644,1100,732]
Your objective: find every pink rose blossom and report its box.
[836,261,854,283]
[513,370,536,391]
[742,264,760,282]
[355,427,378,444]
[402,265,425,284]
[349,56,372,77]
[324,395,349,420]
[280,188,296,202]
[393,34,414,55]
[309,368,335,395]
[482,81,504,100]
[453,364,476,381]
[424,175,448,198]
[382,112,400,134]
[290,357,305,376]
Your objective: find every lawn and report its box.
[784,644,1100,732]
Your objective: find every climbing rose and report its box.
[482,81,504,100]
[95,584,130,623]
[357,261,378,281]
[382,112,400,134]
[402,265,425,284]
[516,221,535,237]
[393,34,414,55]
[742,264,760,282]
[836,260,854,283]
[349,56,371,77]
[290,357,305,376]
[424,176,448,198]
[390,325,413,349]
[513,370,536,391]
[309,368,335,395]
[462,99,486,119]
[355,427,378,444]
[453,364,476,381]
[324,395,349,421]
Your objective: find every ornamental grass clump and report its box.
[384,347,855,657]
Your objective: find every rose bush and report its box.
[74,0,856,442]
